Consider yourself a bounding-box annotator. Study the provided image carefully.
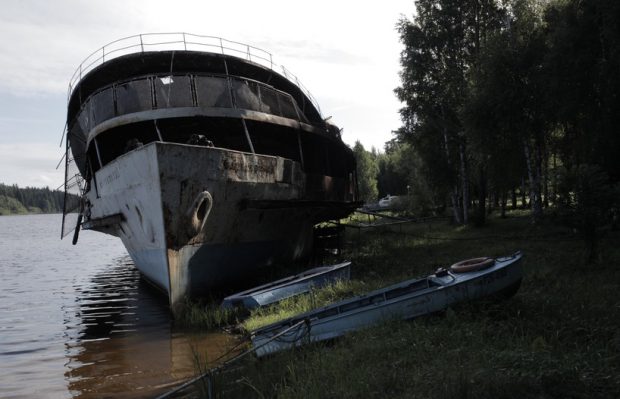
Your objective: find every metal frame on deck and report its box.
[67,33,321,116]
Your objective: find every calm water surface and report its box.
[0,214,236,398]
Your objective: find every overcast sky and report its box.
[0,0,415,188]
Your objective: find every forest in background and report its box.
[0,183,65,215]
[353,0,619,261]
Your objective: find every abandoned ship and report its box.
[61,33,358,313]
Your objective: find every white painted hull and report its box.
[85,142,316,311]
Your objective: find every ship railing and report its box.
[67,32,321,116]
[67,72,310,139]
[60,130,87,238]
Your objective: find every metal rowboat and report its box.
[221,261,351,310]
[251,252,523,357]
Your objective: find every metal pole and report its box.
[58,123,67,147]
[93,138,103,169]
[102,46,105,63]
[154,120,163,141]
[223,59,234,107]
[297,128,305,169]
[140,34,144,52]
[182,32,187,51]
[241,119,255,154]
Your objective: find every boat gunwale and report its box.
[222,261,352,303]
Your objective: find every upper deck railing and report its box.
[67,32,321,116]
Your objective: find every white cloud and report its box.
[0,143,65,188]
[0,0,416,186]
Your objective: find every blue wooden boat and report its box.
[251,252,523,357]
[221,261,351,310]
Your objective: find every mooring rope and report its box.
[155,319,308,399]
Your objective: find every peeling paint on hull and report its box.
[86,142,318,312]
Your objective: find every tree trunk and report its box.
[476,165,487,226]
[500,190,507,218]
[543,148,549,208]
[451,187,462,225]
[523,139,543,222]
[459,141,469,225]
[551,152,557,206]
[511,188,517,210]
[587,234,599,264]
[534,139,544,216]
[443,128,462,225]
[521,178,527,209]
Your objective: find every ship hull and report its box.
[86,141,319,311]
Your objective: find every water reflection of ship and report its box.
[64,257,236,398]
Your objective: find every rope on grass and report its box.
[155,319,308,399]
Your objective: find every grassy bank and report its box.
[192,212,620,398]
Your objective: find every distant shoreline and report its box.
[0,184,65,216]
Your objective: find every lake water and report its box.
[0,214,236,398]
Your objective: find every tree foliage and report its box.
[352,141,379,203]
[396,0,506,224]
[556,165,619,263]
[0,183,65,215]
[392,0,619,258]
[395,0,620,257]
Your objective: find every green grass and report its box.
[242,279,369,332]
[0,195,29,215]
[187,211,620,398]
[174,299,241,330]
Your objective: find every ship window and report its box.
[294,103,309,124]
[68,127,88,174]
[116,79,153,115]
[301,134,329,175]
[279,94,299,120]
[77,100,91,133]
[154,75,193,108]
[90,87,115,125]
[91,120,161,167]
[258,86,280,115]
[233,80,261,111]
[244,121,301,162]
[195,76,232,108]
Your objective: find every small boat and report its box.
[221,261,351,310]
[251,252,523,357]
